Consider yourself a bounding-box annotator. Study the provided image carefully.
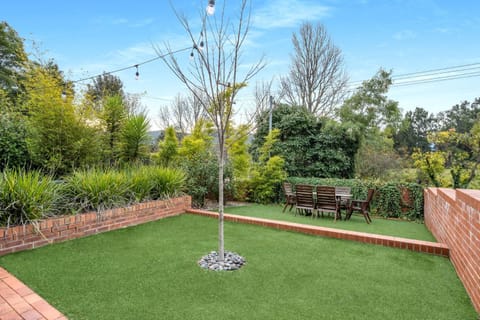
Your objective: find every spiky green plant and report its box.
[64,169,131,212]
[148,166,186,199]
[126,166,155,203]
[0,169,60,226]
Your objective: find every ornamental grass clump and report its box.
[64,169,131,212]
[147,166,185,200]
[126,166,185,202]
[126,166,155,203]
[0,169,60,226]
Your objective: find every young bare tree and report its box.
[157,0,265,261]
[280,22,348,117]
[157,91,206,135]
[254,79,277,115]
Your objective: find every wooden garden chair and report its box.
[295,184,315,216]
[282,182,296,212]
[315,186,341,221]
[345,188,375,224]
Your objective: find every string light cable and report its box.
[69,46,191,86]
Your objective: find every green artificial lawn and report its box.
[1,215,477,319]
[223,204,436,242]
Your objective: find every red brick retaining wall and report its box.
[0,196,191,256]
[186,209,449,257]
[424,188,480,313]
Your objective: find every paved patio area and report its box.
[0,267,66,320]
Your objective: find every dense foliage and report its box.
[250,129,287,203]
[251,104,360,178]
[0,113,30,170]
[0,166,185,226]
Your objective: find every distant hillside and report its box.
[149,130,163,143]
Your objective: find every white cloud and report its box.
[252,0,331,29]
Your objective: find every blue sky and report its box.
[3,0,480,129]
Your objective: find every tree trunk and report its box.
[218,141,225,262]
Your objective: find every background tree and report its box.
[251,104,360,178]
[0,21,27,105]
[280,22,348,116]
[158,0,265,261]
[86,73,125,112]
[437,98,480,133]
[158,92,206,135]
[412,124,480,188]
[355,130,401,179]
[0,113,30,170]
[99,95,127,165]
[394,107,436,156]
[22,62,97,176]
[156,126,179,167]
[119,113,150,164]
[338,69,401,135]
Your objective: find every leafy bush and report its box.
[375,183,401,218]
[249,129,287,204]
[0,169,60,226]
[0,113,30,171]
[181,153,219,207]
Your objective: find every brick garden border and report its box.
[186,208,449,257]
[0,196,192,256]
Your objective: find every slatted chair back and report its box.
[335,186,352,210]
[295,184,315,216]
[282,182,296,212]
[346,188,375,224]
[335,186,351,197]
[315,186,340,220]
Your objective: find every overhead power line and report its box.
[347,62,480,89]
[393,71,480,87]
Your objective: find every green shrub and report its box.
[0,169,60,226]
[64,169,131,212]
[125,166,155,202]
[375,183,401,218]
[251,156,287,203]
[0,113,30,171]
[146,166,185,200]
[65,166,186,212]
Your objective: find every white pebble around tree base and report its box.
[198,250,246,271]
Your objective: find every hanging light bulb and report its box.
[190,51,195,60]
[206,0,215,16]
[199,40,204,50]
[135,65,139,80]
